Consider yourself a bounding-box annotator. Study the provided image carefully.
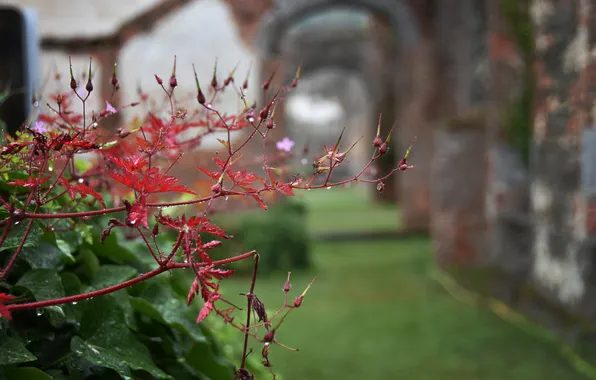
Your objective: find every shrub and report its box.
[0,56,413,379]
[238,198,310,275]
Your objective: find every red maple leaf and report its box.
[196,293,221,323]
[58,177,106,208]
[7,176,51,188]
[104,154,195,195]
[125,199,149,228]
[276,183,295,196]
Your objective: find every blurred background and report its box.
[2,0,596,379]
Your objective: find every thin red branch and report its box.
[7,250,256,311]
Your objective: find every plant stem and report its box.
[240,253,260,369]
[7,250,256,311]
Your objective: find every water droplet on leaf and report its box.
[36,309,44,316]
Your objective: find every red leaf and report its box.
[198,167,220,181]
[199,223,231,239]
[196,300,214,323]
[58,177,106,208]
[251,194,268,210]
[196,293,221,323]
[126,201,148,228]
[8,176,51,188]
[195,247,212,264]
[75,183,106,208]
[213,157,227,170]
[187,277,200,306]
[277,183,295,196]
[209,269,234,279]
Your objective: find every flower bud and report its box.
[197,89,206,105]
[169,75,177,88]
[291,78,298,88]
[111,73,118,87]
[259,105,270,120]
[293,295,303,308]
[379,143,388,155]
[242,79,248,90]
[377,182,385,193]
[86,78,93,93]
[263,330,275,343]
[70,77,77,90]
[266,119,274,130]
[152,223,159,238]
[211,183,221,194]
[154,74,163,85]
[373,136,382,148]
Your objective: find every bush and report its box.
[238,199,310,275]
[0,57,411,379]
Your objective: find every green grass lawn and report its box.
[214,186,401,235]
[209,186,588,379]
[219,238,585,380]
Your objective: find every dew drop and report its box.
[248,117,255,123]
[224,196,229,202]
[14,221,20,225]
[33,101,40,108]
[48,167,54,172]
[326,186,331,190]
[36,309,44,316]
[72,301,78,305]
[183,257,189,263]
[78,178,84,184]
[301,158,308,165]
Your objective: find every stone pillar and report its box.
[483,0,533,297]
[370,16,400,204]
[530,0,596,314]
[431,0,489,268]
[398,10,437,232]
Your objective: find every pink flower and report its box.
[32,121,47,133]
[105,101,117,114]
[276,137,295,152]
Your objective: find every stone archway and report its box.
[253,1,422,205]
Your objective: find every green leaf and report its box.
[0,220,44,252]
[3,366,53,380]
[14,268,65,301]
[71,323,171,380]
[185,340,235,379]
[60,272,81,296]
[0,332,36,365]
[89,227,138,265]
[79,248,100,279]
[78,292,136,340]
[20,241,75,269]
[130,281,206,343]
[89,265,138,290]
[14,269,66,326]
[79,224,94,245]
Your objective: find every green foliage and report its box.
[0,219,265,379]
[235,199,311,275]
